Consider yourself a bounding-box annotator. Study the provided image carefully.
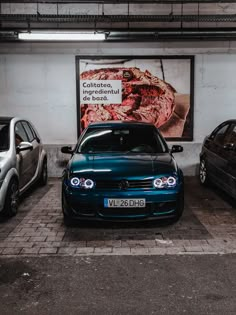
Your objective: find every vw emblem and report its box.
[119,180,129,190]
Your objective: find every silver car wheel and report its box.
[39,160,48,186]
[42,163,47,182]
[199,159,207,184]
[3,178,19,216]
[10,181,19,214]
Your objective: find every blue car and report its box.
[61,121,184,225]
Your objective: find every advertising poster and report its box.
[77,56,194,141]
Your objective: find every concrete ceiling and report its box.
[1,1,236,41]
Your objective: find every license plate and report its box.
[104,198,146,208]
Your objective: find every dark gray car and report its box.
[199,119,236,199]
[0,117,47,217]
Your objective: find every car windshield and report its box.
[0,122,10,151]
[78,126,167,154]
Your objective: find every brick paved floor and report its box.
[0,177,236,256]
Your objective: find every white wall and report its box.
[0,42,236,175]
[1,48,236,143]
[0,54,77,144]
[195,54,236,141]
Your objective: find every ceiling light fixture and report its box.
[18,32,106,41]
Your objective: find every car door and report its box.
[15,121,33,189]
[205,122,231,188]
[225,124,236,198]
[22,121,40,179]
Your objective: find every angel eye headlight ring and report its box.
[167,176,176,186]
[84,179,94,189]
[70,177,80,186]
[153,178,164,188]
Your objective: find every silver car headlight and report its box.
[153,176,177,189]
[70,177,95,189]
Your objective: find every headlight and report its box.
[70,177,95,189]
[153,176,177,189]
[70,177,80,187]
[84,179,94,189]
[153,178,163,188]
[167,176,176,187]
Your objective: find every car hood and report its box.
[69,153,177,178]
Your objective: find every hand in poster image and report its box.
[159,93,190,138]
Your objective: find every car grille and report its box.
[70,201,176,218]
[96,179,153,190]
[99,205,151,217]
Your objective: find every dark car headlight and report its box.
[153,176,177,189]
[70,177,95,189]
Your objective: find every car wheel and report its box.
[173,189,184,223]
[62,191,74,226]
[63,214,75,227]
[199,158,209,186]
[39,160,47,186]
[3,178,19,217]
[166,189,184,225]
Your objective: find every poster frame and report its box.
[76,55,195,141]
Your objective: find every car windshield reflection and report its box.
[77,126,168,154]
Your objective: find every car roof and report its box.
[88,121,155,128]
[221,119,236,124]
[0,117,32,125]
[0,117,14,123]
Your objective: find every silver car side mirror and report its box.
[16,142,33,153]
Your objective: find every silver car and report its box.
[0,117,47,217]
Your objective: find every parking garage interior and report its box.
[0,1,236,314]
[0,0,236,176]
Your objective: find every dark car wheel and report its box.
[199,158,210,186]
[2,178,19,217]
[63,214,75,227]
[62,191,75,227]
[171,189,184,223]
[39,160,48,186]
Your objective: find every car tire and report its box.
[173,189,184,223]
[39,159,47,186]
[2,178,19,217]
[199,158,210,186]
[63,214,75,227]
[62,191,75,227]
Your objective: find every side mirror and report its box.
[209,133,215,140]
[61,146,73,154]
[223,143,235,151]
[16,142,33,153]
[171,145,183,153]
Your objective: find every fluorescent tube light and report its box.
[18,32,105,41]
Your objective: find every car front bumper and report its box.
[62,183,184,221]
